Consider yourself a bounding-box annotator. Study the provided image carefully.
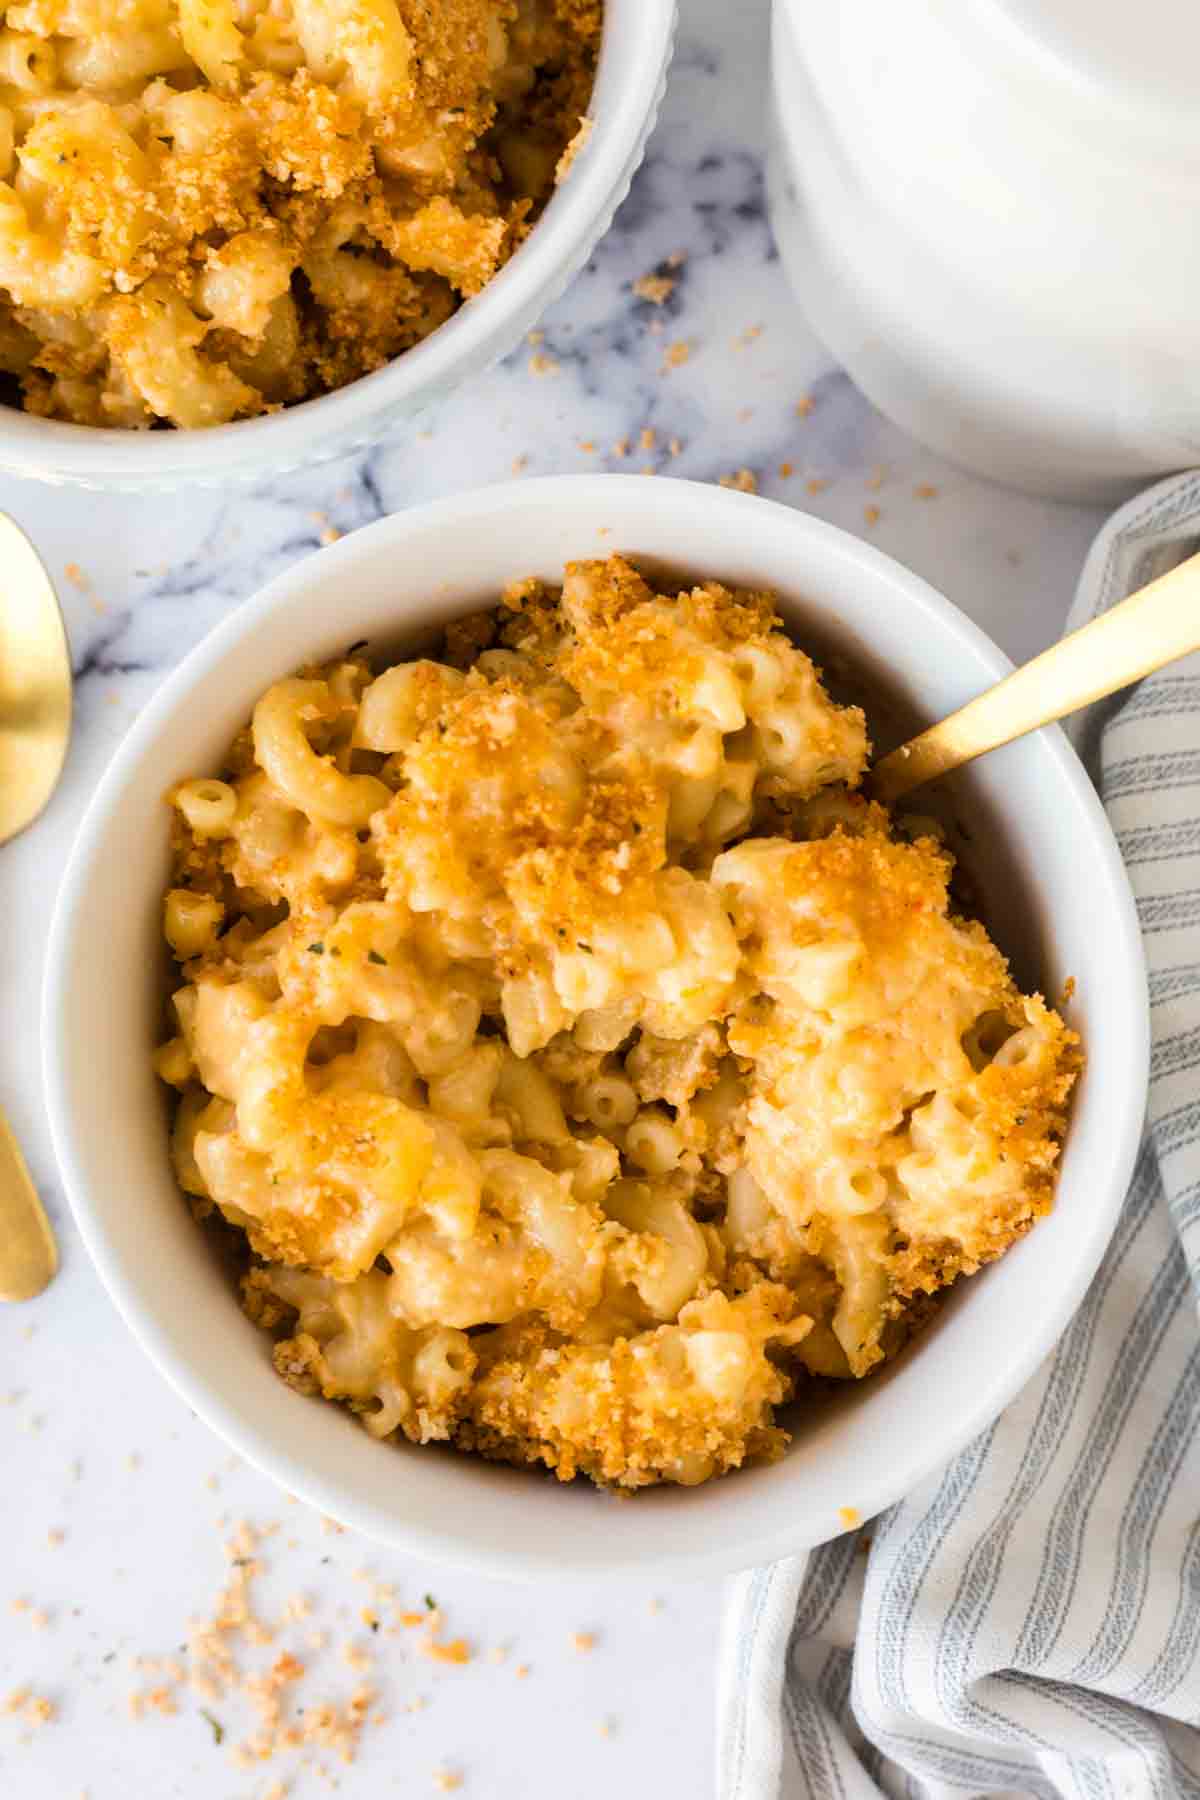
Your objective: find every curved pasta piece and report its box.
[251,1264,475,1443]
[252,678,391,828]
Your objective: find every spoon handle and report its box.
[871,547,1200,804]
[0,1103,57,1302]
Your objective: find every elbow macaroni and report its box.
[0,0,600,425]
[157,555,1080,1490]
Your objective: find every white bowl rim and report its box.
[0,0,676,484]
[42,475,1150,1578]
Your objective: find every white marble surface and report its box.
[0,2,1114,1796]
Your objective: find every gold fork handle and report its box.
[0,1103,57,1301]
[871,547,1200,805]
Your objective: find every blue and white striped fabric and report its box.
[718,471,1200,1800]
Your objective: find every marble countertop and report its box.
[0,2,1113,1795]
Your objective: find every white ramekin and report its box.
[43,476,1148,1579]
[0,2,675,492]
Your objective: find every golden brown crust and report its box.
[3,1,599,424]
[160,556,1080,1492]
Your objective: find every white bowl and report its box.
[0,1,675,492]
[43,476,1149,1578]
[767,0,1200,502]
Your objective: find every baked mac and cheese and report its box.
[156,554,1079,1490]
[0,0,599,426]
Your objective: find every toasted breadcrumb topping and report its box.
[160,554,1079,1495]
[2,0,600,427]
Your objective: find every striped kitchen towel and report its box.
[718,471,1200,1800]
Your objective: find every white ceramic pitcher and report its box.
[767,0,1200,502]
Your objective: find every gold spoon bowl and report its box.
[0,512,70,1301]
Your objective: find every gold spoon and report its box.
[0,512,70,1301]
[872,546,1200,805]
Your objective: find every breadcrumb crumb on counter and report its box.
[85,1516,495,1781]
[633,271,677,306]
[3,1688,55,1727]
[421,1638,472,1666]
[661,339,693,372]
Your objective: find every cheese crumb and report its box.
[555,114,593,182]
[570,1632,596,1654]
[795,395,814,417]
[718,469,757,494]
[632,272,675,306]
[838,1506,862,1530]
[863,506,881,528]
[4,1688,55,1727]
[421,1638,471,1666]
[661,340,693,373]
